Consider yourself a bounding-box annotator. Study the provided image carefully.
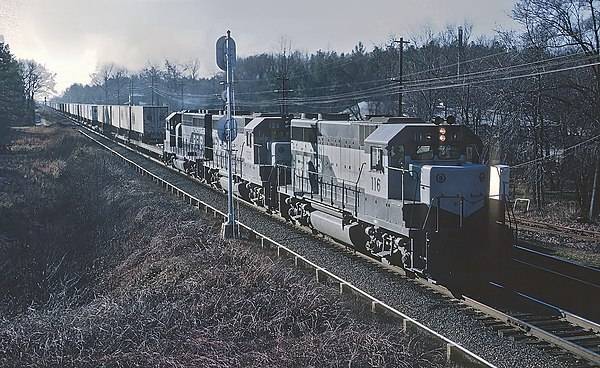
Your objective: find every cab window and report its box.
[389,145,405,168]
[370,146,384,171]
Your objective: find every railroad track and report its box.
[510,246,600,321]
[462,282,600,365]
[516,217,600,243]
[513,246,600,288]
[50,109,600,367]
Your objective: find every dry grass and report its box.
[0,122,447,368]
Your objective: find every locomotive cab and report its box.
[357,121,513,283]
[240,116,291,185]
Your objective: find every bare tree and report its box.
[112,67,129,105]
[19,60,56,103]
[142,62,161,105]
[514,0,600,121]
[91,63,114,104]
[163,59,182,89]
[185,59,201,81]
[514,0,600,219]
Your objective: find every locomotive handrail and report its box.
[288,170,361,213]
[355,162,367,216]
[387,166,417,175]
[275,162,361,209]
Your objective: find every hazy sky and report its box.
[0,0,518,92]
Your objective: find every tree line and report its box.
[0,41,56,138]
[59,0,600,221]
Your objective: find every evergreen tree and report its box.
[0,42,25,138]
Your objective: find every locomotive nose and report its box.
[419,164,488,217]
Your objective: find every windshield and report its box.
[438,145,462,160]
[412,145,462,161]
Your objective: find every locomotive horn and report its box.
[432,116,444,125]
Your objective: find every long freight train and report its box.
[49,102,513,283]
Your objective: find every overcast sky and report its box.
[0,0,518,92]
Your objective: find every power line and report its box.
[235,51,594,106]
[280,55,598,106]
[237,50,515,95]
[238,58,594,109]
[118,48,585,107]
[511,132,600,169]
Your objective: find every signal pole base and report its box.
[221,222,237,239]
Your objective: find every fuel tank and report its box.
[309,211,362,246]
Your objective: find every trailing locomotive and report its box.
[49,101,512,283]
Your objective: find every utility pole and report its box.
[275,76,290,116]
[535,73,544,210]
[275,49,291,116]
[393,38,410,116]
[128,78,133,142]
[457,27,463,77]
[458,26,471,130]
[151,73,155,105]
[180,81,184,110]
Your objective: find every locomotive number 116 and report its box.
[371,177,381,192]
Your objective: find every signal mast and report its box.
[216,30,238,239]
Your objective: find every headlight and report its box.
[439,134,447,142]
[439,127,446,135]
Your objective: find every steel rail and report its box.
[461,291,600,365]
[513,246,600,288]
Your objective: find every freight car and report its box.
[49,102,167,143]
